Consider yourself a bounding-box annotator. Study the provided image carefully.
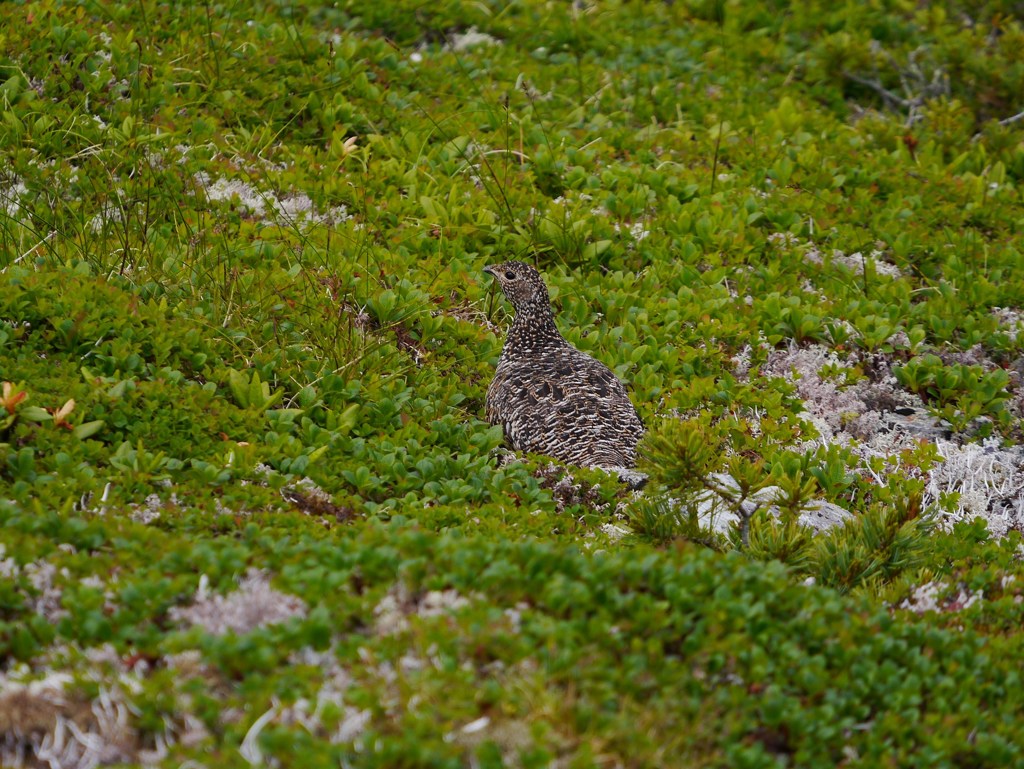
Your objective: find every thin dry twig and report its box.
[843,44,950,128]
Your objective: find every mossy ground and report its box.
[1,1,1023,767]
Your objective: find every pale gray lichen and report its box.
[445,27,502,51]
[170,569,307,636]
[758,343,1024,537]
[899,581,984,614]
[373,583,471,636]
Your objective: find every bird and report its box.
[483,260,644,468]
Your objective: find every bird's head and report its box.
[483,260,550,314]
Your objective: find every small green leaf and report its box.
[582,239,612,260]
[20,406,53,422]
[73,420,105,439]
[107,380,129,399]
[228,369,252,408]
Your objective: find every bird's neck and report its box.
[505,302,566,356]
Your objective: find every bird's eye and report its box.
[504,270,516,280]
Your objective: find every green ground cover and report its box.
[1,0,1023,766]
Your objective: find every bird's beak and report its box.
[483,265,495,277]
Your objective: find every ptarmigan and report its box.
[484,260,644,468]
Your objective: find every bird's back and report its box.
[487,344,643,467]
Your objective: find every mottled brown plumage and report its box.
[484,261,644,468]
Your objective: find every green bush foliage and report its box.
[1,0,1023,765]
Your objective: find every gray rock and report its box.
[688,472,853,536]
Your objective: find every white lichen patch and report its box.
[129,493,167,525]
[87,203,125,234]
[170,569,307,635]
[193,171,351,230]
[17,560,69,624]
[263,647,372,745]
[0,545,17,579]
[446,27,502,51]
[236,653,368,758]
[0,670,139,769]
[804,245,904,278]
[767,231,798,248]
[0,650,203,769]
[600,522,631,542]
[2,179,28,218]
[992,307,1024,342]
[899,581,984,614]
[196,173,269,216]
[612,220,651,242]
[373,583,472,636]
[759,343,1024,537]
[762,344,918,442]
[925,439,1024,538]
